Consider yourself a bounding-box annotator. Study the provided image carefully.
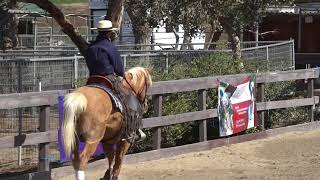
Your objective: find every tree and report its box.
[124,0,168,50]
[204,0,295,59]
[9,0,125,55]
[0,0,18,50]
[154,0,209,50]
[4,0,160,52]
[125,0,152,47]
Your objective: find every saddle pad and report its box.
[87,84,123,113]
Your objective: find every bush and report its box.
[135,52,309,153]
[77,52,309,153]
[132,52,258,152]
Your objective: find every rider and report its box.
[85,20,145,142]
[85,20,124,80]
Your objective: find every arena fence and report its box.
[0,40,295,172]
[0,68,317,177]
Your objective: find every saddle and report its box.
[86,75,114,89]
[85,75,143,142]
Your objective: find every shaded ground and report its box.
[61,130,320,180]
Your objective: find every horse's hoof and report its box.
[111,176,118,180]
[100,169,112,180]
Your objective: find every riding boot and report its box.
[135,129,146,142]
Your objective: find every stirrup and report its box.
[135,129,146,142]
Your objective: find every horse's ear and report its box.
[126,72,133,81]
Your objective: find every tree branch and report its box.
[17,0,88,55]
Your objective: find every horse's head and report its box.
[124,67,152,111]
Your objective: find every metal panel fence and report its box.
[0,40,295,93]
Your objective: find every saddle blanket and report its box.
[87,84,124,113]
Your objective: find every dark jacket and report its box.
[85,37,124,77]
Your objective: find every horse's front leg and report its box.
[101,143,116,180]
[112,140,131,180]
[72,142,99,180]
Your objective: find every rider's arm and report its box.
[110,48,125,77]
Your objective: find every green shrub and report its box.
[139,52,308,152]
[77,52,309,153]
[137,52,259,150]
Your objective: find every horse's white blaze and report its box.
[62,92,87,156]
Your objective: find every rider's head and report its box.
[96,20,119,42]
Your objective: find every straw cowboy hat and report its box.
[93,20,119,31]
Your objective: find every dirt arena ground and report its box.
[60,129,320,180]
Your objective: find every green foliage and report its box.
[264,80,308,129]
[152,52,254,81]
[138,52,308,151]
[74,78,87,88]
[245,127,260,133]
[74,53,309,153]
[139,52,259,149]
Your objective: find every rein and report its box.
[124,77,148,106]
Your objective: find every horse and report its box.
[61,67,152,180]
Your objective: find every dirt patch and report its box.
[59,130,320,180]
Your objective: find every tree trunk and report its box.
[132,24,151,47]
[219,17,241,59]
[204,22,216,50]
[0,1,18,50]
[254,21,259,47]
[173,28,180,50]
[17,0,88,55]
[106,0,124,29]
[181,32,193,50]
[228,32,241,60]
[209,30,223,50]
[126,6,152,50]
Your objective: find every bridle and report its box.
[124,76,149,108]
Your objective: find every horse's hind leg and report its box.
[100,143,115,180]
[112,140,131,180]
[72,142,99,180]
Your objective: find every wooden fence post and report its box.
[39,105,50,171]
[307,79,314,122]
[198,90,207,142]
[152,95,162,149]
[257,83,265,130]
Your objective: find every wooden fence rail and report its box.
[0,68,318,176]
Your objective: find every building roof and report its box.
[267,2,320,15]
[9,3,46,15]
[20,3,46,14]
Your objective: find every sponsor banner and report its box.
[217,75,257,137]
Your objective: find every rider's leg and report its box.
[135,129,146,141]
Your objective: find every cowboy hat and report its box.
[93,20,119,31]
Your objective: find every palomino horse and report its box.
[62,67,152,180]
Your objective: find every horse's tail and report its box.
[62,91,87,156]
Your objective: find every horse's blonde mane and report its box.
[126,67,152,87]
